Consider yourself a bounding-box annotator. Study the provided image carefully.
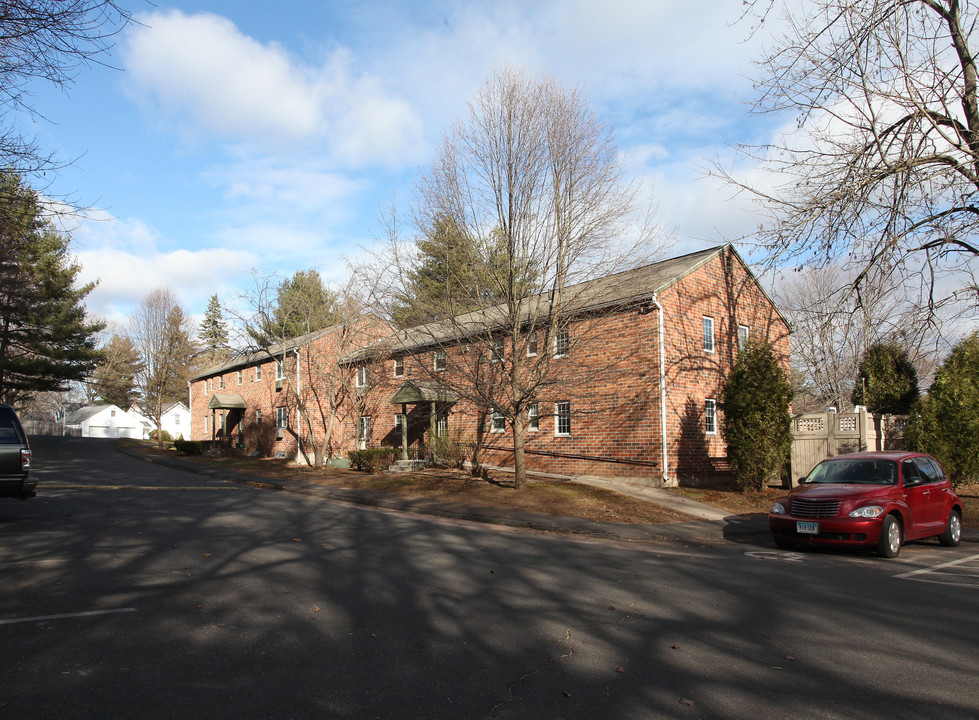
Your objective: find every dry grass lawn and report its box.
[134,442,979,529]
[139,444,698,525]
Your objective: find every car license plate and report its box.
[797,521,819,535]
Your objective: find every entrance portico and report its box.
[389,381,458,460]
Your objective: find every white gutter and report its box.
[651,293,670,486]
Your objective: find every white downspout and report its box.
[295,347,303,464]
[652,293,671,486]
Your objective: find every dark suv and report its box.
[0,403,34,500]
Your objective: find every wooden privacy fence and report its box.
[791,410,907,485]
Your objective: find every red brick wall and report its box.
[356,248,791,486]
[189,250,790,485]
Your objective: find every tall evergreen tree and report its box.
[851,342,919,414]
[199,293,230,365]
[390,218,538,328]
[906,332,979,486]
[90,334,143,409]
[720,341,793,490]
[250,270,341,344]
[0,173,103,405]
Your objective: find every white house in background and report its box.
[128,402,191,440]
[65,405,144,439]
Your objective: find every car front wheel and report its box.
[939,510,962,547]
[876,515,902,558]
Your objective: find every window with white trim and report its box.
[555,401,571,435]
[491,339,504,362]
[703,317,715,353]
[256,409,262,424]
[738,324,749,352]
[237,370,243,384]
[434,349,446,371]
[356,365,368,387]
[255,365,262,381]
[395,413,404,435]
[359,415,371,441]
[394,357,404,377]
[528,403,539,431]
[527,332,538,357]
[705,399,717,435]
[554,328,570,357]
[204,416,210,434]
[276,362,285,380]
[490,409,506,433]
[218,375,224,389]
[276,406,288,428]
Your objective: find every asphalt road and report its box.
[2,436,978,719]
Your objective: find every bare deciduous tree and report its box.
[372,67,665,490]
[130,288,199,448]
[718,0,979,321]
[235,270,387,467]
[0,1,131,176]
[775,263,939,413]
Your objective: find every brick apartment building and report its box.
[189,245,790,486]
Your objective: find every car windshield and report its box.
[805,458,897,485]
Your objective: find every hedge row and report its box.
[347,448,397,473]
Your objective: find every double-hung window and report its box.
[394,357,404,377]
[255,365,262,381]
[359,416,371,441]
[554,328,570,357]
[236,370,243,384]
[491,409,506,433]
[256,409,262,424]
[738,324,749,353]
[434,349,447,372]
[705,399,717,435]
[555,401,571,436]
[703,317,715,353]
[528,403,539,432]
[527,332,538,357]
[356,365,368,387]
[276,362,285,381]
[491,339,504,363]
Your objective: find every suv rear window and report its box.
[0,407,25,443]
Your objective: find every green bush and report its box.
[905,331,979,486]
[721,341,793,490]
[347,448,396,473]
[851,342,919,413]
[173,439,208,455]
[150,429,174,443]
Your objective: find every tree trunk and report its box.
[512,413,527,490]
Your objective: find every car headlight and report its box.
[770,501,787,514]
[849,506,884,518]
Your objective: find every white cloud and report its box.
[68,212,258,326]
[122,10,424,167]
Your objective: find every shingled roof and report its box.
[344,244,737,362]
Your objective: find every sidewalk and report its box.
[124,446,768,545]
[125,446,978,546]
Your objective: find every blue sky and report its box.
[22,0,786,330]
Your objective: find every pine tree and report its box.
[90,334,143,408]
[851,342,919,414]
[199,294,230,365]
[250,270,341,344]
[720,341,793,490]
[0,173,104,405]
[906,332,979,485]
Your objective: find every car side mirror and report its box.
[797,476,807,485]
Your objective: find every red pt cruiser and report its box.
[769,451,963,558]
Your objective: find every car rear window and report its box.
[0,408,25,444]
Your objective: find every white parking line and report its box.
[0,608,137,626]
[894,553,979,587]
